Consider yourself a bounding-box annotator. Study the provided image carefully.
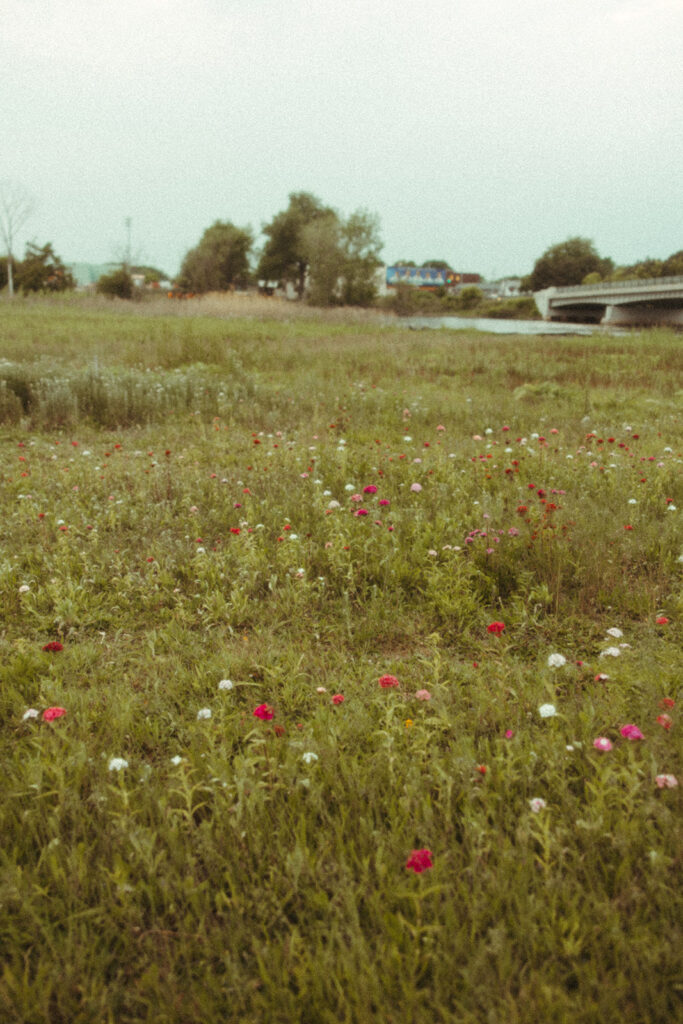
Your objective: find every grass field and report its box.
[0,298,681,1023]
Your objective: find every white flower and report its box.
[344,484,355,491]
[218,679,233,691]
[600,647,621,658]
[403,436,412,442]
[301,751,319,765]
[538,703,557,718]
[667,505,676,511]
[529,797,547,813]
[22,708,39,720]
[108,757,129,772]
[196,707,212,720]
[547,653,566,668]
[328,500,341,509]
[605,627,623,638]
[170,755,183,766]
[628,498,637,505]
[18,584,30,594]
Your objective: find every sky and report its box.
[1,0,682,280]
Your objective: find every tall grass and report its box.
[0,300,680,1023]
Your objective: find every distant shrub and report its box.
[96,268,134,300]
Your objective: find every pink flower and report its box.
[378,498,390,507]
[414,689,431,701]
[405,848,433,873]
[487,621,505,635]
[253,703,274,721]
[655,774,678,789]
[504,729,514,739]
[363,485,378,494]
[331,693,345,705]
[378,674,400,689]
[410,482,422,493]
[42,707,67,722]
[354,508,369,517]
[593,737,613,752]
[620,724,644,740]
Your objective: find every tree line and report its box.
[522,237,683,291]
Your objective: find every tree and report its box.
[301,213,344,307]
[0,180,35,297]
[97,267,134,299]
[339,208,383,306]
[526,237,613,291]
[662,250,683,277]
[179,221,253,293]
[14,242,75,293]
[423,260,452,270]
[258,192,335,299]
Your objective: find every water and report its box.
[397,316,603,336]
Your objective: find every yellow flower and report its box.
[404,718,414,728]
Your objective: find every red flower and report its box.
[378,674,400,688]
[42,641,64,652]
[42,707,66,722]
[273,724,286,737]
[655,616,669,625]
[476,764,487,775]
[253,704,274,721]
[656,714,673,731]
[660,698,675,709]
[405,848,433,873]
[487,621,505,635]
[332,693,345,705]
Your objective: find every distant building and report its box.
[383,266,481,296]
[67,262,118,289]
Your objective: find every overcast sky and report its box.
[2,0,682,279]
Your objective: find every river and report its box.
[396,316,609,336]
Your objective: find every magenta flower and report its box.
[363,485,378,494]
[405,848,433,873]
[593,737,613,752]
[253,703,274,721]
[354,508,369,517]
[620,724,644,740]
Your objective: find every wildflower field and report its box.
[0,299,681,1023]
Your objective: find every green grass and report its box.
[0,298,681,1023]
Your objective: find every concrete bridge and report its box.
[534,275,683,326]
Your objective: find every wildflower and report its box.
[363,485,378,494]
[529,798,547,813]
[487,621,505,635]
[108,757,129,772]
[302,751,318,764]
[196,707,212,720]
[476,764,487,775]
[18,584,30,594]
[660,697,675,709]
[414,689,431,701]
[547,653,566,668]
[605,627,623,638]
[656,714,673,731]
[253,703,274,721]
[405,719,414,728]
[331,693,345,705]
[655,774,678,789]
[378,674,400,688]
[593,737,613,751]
[316,686,327,694]
[22,708,39,720]
[595,673,610,682]
[42,641,64,652]
[378,498,390,507]
[410,482,422,493]
[600,647,621,658]
[42,707,66,722]
[273,724,285,737]
[218,679,233,691]
[170,755,183,765]
[620,724,644,740]
[405,848,433,873]
[504,729,514,739]
[538,703,557,718]
[354,508,369,517]
[655,616,669,625]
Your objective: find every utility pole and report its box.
[124,217,132,270]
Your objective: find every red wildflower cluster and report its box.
[378,674,400,688]
[42,641,64,652]
[253,704,274,721]
[487,621,505,635]
[405,848,433,873]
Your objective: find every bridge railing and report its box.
[556,275,683,294]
